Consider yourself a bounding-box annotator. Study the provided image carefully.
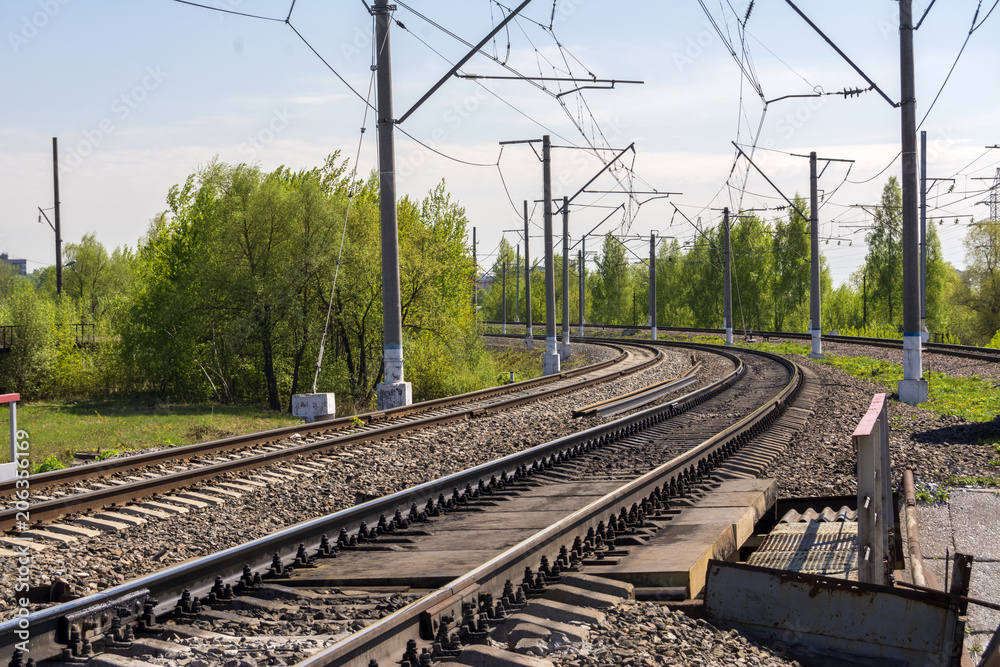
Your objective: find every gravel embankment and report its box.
[0,342,719,620]
[763,350,1000,498]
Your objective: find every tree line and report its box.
[0,155,497,412]
[479,177,994,345]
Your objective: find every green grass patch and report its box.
[815,355,1000,422]
[738,340,812,356]
[946,475,1000,488]
[3,400,299,467]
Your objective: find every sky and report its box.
[1,0,998,288]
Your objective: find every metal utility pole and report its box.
[524,201,533,350]
[578,248,585,337]
[920,130,927,341]
[472,227,478,309]
[723,208,733,345]
[809,152,823,359]
[898,0,926,405]
[649,232,657,341]
[515,244,521,323]
[52,137,63,296]
[373,0,411,410]
[863,274,868,329]
[560,196,571,360]
[542,136,560,374]
[502,260,507,334]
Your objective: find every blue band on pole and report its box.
[903,332,922,337]
[384,345,403,349]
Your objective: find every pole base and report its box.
[376,381,412,410]
[291,393,336,423]
[543,352,561,376]
[560,342,571,360]
[808,353,825,360]
[525,333,533,351]
[897,378,928,405]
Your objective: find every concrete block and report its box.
[542,583,621,609]
[74,516,131,532]
[898,378,928,405]
[292,393,336,423]
[497,613,591,644]
[543,352,561,376]
[94,511,147,527]
[451,644,555,667]
[521,598,605,626]
[558,572,634,600]
[505,621,551,649]
[40,523,102,538]
[376,381,412,410]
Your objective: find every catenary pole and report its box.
[920,130,928,341]
[898,0,926,404]
[809,152,823,358]
[472,227,477,308]
[515,244,520,323]
[502,260,507,334]
[723,208,733,345]
[373,0,411,409]
[649,232,657,340]
[542,137,559,374]
[578,249,584,337]
[561,196,571,359]
[524,201,533,350]
[53,138,63,297]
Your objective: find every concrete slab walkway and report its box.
[916,488,1000,665]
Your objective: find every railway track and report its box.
[489,321,1000,363]
[0,339,669,534]
[0,342,813,665]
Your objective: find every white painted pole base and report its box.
[808,329,824,359]
[651,326,657,341]
[725,327,733,346]
[899,333,927,404]
[292,393,336,423]
[543,336,561,375]
[560,330,571,360]
[525,328,534,351]
[898,379,928,405]
[376,381,412,410]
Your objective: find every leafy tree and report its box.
[771,199,810,331]
[959,217,1000,343]
[730,212,773,332]
[863,177,903,327]
[655,238,694,327]
[590,233,632,325]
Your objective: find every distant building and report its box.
[0,253,27,276]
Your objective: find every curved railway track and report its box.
[0,340,668,534]
[488,321,1000,363]
[0,342,809,665]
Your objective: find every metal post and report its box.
[920,130,928,342]
[515,244,520,323]
[8,401,15,466]
[53,137,63,296]
[524,201,533,351]
[374,0,411,410]
[898,0,926,405]
[472,226,477,309]
[809,152,823,359]
[649,232,657,341]
[723,207,733,345]
[863,273,868,329]
[560,196,571,360]
[578,249,584,337]
[542,136,560,374]
[502,260,507,334]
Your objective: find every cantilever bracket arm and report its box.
[731,142,809,221]
[396,0,534,125]
[557,143,636,214]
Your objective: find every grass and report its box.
[1,399,299,469]
[815,356,1000,422]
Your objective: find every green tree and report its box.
[959,217,1000,343]
[863,177,903,327]
[771,199,810,331]
[590,233,632,325]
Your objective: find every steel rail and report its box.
[0,343,663,532]
[1,340,636,498]
[0,342,753,663]
[302,343,800,666]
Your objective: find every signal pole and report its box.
[723,208,733,345]
[898,0,927,405]
[524,201,533,350]
[373,0,411,410]
[809,152,823,359]
[560,196,571,360]
[542,136,560,374]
